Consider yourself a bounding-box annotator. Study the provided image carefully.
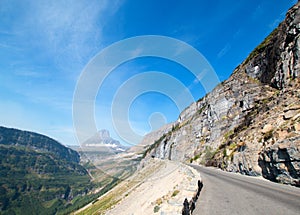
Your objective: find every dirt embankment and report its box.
[76,158,201,215]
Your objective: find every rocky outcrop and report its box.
[258,137,300,186]
[128,123,173,155]
[142,2,300,186]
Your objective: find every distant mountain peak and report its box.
[97,129,111,140]
[82,129,127,152]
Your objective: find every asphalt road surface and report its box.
[191,165,300,215]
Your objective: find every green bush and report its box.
[172,190,180,197]
[154,205,160,213]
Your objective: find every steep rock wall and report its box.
[143,2,300,186]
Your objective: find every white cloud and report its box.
[27,1,106,67]
[0,0,125,123]
[14,70,48,78]
[217,43,231,58]
[6,0,124,77]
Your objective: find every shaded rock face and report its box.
[258,137,300,186]
[244,3,300,89]
[143,2,300,186]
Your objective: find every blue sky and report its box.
[0,0,297,146]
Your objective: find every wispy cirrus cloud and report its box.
[23,1,123,71]
[14,69,49,78]
[217,43,231,58]
[1,0,124,102]
[0,0,124,145]
[1,0,124,76]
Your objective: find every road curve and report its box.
[191,165,300,215]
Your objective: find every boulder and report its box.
[262,124,273,134]
[258,137,300,187]
[284,110,299,120]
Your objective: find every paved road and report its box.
[191,165,300,215]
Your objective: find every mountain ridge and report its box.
[0,126,80,163]
[0,126,100,214]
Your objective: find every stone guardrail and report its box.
[182,180,203,215]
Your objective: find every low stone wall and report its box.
[157,164,202,215]
[182,179,203,215]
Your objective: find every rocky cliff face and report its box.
[128,123,173,154]
[143,2,300,186]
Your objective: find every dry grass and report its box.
[75,160,164,215]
